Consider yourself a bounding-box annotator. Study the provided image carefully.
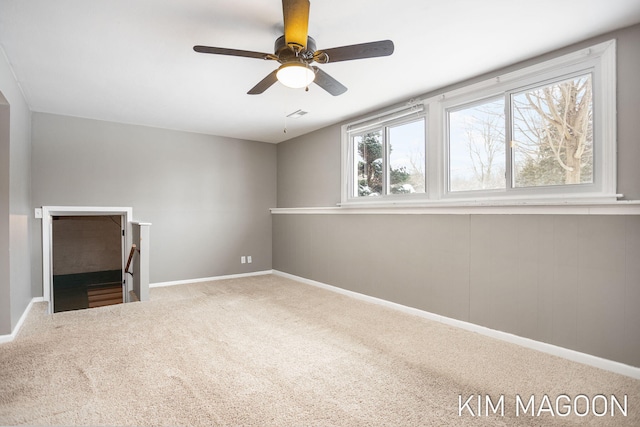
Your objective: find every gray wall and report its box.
[273,24,640,367]
[273,214,640,367]
[277,125,341,208]
[31,113,277,290]
[278,24,640,204]
[0,48,32,336]
[0,94,10,335]
[611,24,640,200]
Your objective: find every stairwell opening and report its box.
[41,206,133,314]
[52,215,123,312]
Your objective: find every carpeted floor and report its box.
[0,274,638,426]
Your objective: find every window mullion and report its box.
[505,93,514,190]
[341,39,614,206]
[350,135,357,198]
[427,104,443,200]
[383,126,390,196]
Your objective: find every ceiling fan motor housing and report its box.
[193,0,392,96]
[275,35,319,64]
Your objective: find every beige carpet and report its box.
[0,274,638,426]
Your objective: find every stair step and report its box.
[87,284,123,308]
[89,298,122,308]
[88,287,122,297]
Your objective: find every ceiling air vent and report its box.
[287,109,308,119]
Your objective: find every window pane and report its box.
[354,130,383,197]
[448,99,506,192]
[388,119,426,194]
[512,75,593,187]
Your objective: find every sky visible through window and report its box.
[389,119,426,194]
[345,40,613,204]
[448,99,506,192]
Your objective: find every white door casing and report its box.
[41,206,133,313]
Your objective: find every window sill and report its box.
[271,199,640,215]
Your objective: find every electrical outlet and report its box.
[247,256,252,264]
[241,256,246,264]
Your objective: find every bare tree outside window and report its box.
[345,41,613,205]
[512,75,593,187]
[449,75,593,192]
[449,99,506,192]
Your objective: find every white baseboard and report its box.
[150,270,273,288]
[7,272,639,380]
[273,270,640,380]
[0,297,45,344]
[1,271,275,343]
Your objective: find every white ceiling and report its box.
[1,0,639,144]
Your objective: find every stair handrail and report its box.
[125,244,137,275]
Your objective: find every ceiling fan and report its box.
[193,0,394,96]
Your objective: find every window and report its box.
[354,130,383,197]
[511,74,593,188]
[448,97,506,192]
[348,110,426,199]
[342,40,616,206]
[389,120,426,194]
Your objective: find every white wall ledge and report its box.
[271,200,640,215]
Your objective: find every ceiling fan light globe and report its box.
[276,63,315,89]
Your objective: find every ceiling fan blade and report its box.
[193,45,274,60]
[282,0,309,51]
[247,70,279,95]
[315,40,394,63]
[312,67,347,96]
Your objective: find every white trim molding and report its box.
[40,206,134,313]
[271,200,640,216]
[273,270,640,380]
[0,297,45,344]
[150,270,273,288]
[341,39,618,208]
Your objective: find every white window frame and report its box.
[341,40,617,207]
[341,103,426,204]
